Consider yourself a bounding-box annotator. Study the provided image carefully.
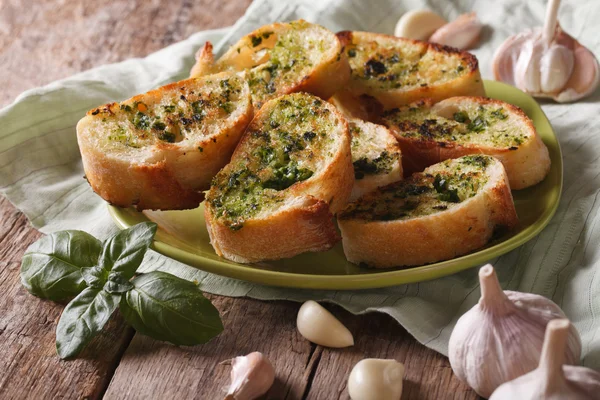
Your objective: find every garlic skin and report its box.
[490,319,600,400]
[448,265,582,398]
[225,352,275,400]
[394,10,446,41]
[493,0,600,102]
[296,300,354,348]
[348,359,404,400]
[429,12,482,50]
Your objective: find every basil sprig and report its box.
[20,222,223,359]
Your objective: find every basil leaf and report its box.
[120,272,223,346]
[81,265,108,288]
[104,271,134,294]
[20,230,101,300]
[56,287,120,359]
[99,222,157,278]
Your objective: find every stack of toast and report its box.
[77,20,551,268]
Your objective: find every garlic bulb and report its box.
[490,319,600,399]
[296,300,354,348]
[493,0,599,102]
[448,265,582,398]
[224,352,275,400]
[348,359,404,400]
[394,10,446,41]
[429,12,482,50]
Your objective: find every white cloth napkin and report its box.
[1,0,600,367]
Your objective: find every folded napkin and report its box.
[2,0,600,367]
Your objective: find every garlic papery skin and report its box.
[225,352,275,400]
[492,0,600,102]
[490,319,600,400]
[394,10,446,41]
[296,300,354,348]
[448,264,582,398]
[348,359,404,400]
[428,12,482,50]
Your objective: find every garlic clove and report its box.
[539,43,574,93]
[428,12,483,50]
[449,264,582,398]
[296,300,354,348]
[556,42,600,102]
[225,352,275,400]
[513,36,544,94]
[348,359,404,400]
[490,319,600,400]
[492,31,532,86]
[394,10,447,41]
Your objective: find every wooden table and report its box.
[0,1,478,398]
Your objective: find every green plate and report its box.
[108,80,563,290]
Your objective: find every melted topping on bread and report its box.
[339,155,493,221]
[208,93,341,230]
[350,121,400,180]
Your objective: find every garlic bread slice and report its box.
[190,20,350,110]
[381,96,551,189]
[349,118,403,201]
[77,73,253,210]
[205,93,353,263]
[333,31,485,111]
[338,155,518,268]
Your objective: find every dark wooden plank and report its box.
[0,196,134,400]
[103,297,315,400]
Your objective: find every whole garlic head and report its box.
[296,300,354,348]
[448,265,582,398]
[225,352,275,400]
[493,0,599,102]
[348,359,404,400]
[490,319,600,399]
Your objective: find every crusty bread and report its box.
[77,73,253,210]
[380,96,551,189]
[338,155,518,268]
[348,118,403,201]
[332,31,485,112]
[190,20,350,110]
[204,92,353,263]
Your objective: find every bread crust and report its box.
[385,97,551,189]
[338,157,518,268]
[77,73,253,210]
[205,93,353,263]
[190,20,351,110]
[334,31,485,110]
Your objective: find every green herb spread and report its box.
[208,94,337,230]
[382,102,524,148]
[95,76,244,149]
[339,155,492,221]
[349,122,399,180]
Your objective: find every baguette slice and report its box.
[77,73,253,210]
[205,93,353,263]
[332,31,485,111]
[190,20,350,110]
[338,155,518,268]
[380,96,551,189]
[349,118,403,201]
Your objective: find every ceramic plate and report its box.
[108,80,563,290]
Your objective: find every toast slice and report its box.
[332,31,485,112]
[338,155,518,268]
[77,73,253,210]
[380,96,551,189]
[204,93,353,263]
[349,118,403,201]
[190,20,350,110]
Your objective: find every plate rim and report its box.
[108,80,563,290]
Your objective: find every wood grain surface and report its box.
[0,1,478,399]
